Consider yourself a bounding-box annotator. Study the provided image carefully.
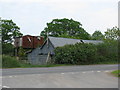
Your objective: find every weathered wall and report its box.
[14,35,44,49]
[27,40,55,65]
[28,54,48,65]
[40,40,54,54]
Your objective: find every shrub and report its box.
[53,43,97,65]
[96,40,118,63]
[2,43,14,56]
[2,55,21,68]
[53,40,118,65]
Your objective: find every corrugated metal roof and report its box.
[82,40,103,44]
[48,37,103,47]
[49,37,81,47]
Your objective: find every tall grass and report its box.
[2,55,21,68]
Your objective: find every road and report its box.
[1,64,119,88]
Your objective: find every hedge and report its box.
[53,40,118,65]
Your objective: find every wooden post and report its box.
[46,52,50,64]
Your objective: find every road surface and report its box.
[1,64,119,88]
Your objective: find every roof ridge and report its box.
[48,36,103,41]
[48,36,81,40]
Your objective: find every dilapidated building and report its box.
[27,37,103,65]
[14,35,44,49]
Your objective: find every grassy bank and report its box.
[111,70,120,77]
[1,55,118,68]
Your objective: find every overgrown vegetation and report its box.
[2,43,14,56]
[53,40,118,65]
[2,55,21,68]
[1,55,73,68]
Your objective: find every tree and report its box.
[0,19,23,44]
[40,18,90,39]
[104,26,119,40]
[2,43,14,56]
[0,19,23,55]
[92,30,104,40]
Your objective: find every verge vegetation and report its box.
[111,70,120,77]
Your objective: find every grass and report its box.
[111,70,120,77]
[19,61,119,68]
[2,55,21,68]
[19,63,73,68]
[1,55,118,69]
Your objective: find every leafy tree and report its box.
[40,18,90,39]
[104,26,119,40]
[0,19,23,43]
[0,18,23,55]
[2,43,14,56]
[92,30,104,40]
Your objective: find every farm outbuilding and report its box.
[27,37,103,65]
[14,35,44,56]
[14,35,44,49]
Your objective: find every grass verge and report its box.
[111,70,120,77]
[1,55,118,68]
[19,63,73,68]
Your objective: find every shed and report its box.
[14,35,44,49]
[27,37,103,65]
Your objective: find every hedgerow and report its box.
[53,40,118,65]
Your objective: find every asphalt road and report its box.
[1,64,119,88]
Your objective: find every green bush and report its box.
[2,55,21,68]
[2,43,14,56]
[53,43,97,65]
[53,40,118,65]
[96,40,118,63]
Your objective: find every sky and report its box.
[0,0,119,36]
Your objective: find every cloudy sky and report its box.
[0,0,119,36]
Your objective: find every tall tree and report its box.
[104,26,119,40]
[40,18,90,39]
[0,18,23,55]
[0,19,23,43]
[92,30,104,40]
